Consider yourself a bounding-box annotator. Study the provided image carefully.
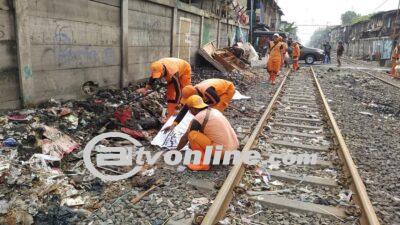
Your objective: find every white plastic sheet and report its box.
[233,90,251,100]
[151,113,194,149]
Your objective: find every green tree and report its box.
[341,11,360,25]
[280,22,299,40]
[308,27,330,48]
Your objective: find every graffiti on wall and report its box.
[41,25,117,68]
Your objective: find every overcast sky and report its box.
[277,0,399,45]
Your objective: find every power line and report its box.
[373,0,390,12]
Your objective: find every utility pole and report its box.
[250,0,254,44]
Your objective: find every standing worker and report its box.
[390,44,400,77]
[136,58,192,121]
[163,79,235,132]
[292,41,301,71]
[177,95,239,171]
[323,41,332,64]
[337,42,344,67]
[267,33,284,85]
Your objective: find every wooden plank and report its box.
[285,106,319,111]
[14,0,33,107]
[285,94,315,98]
[121,0,128,87]
[283,100,318,107]
[216,19,220,48]
[273,122,322,130]
[275,115,322,122]
[199,15,204,46]
[270,129,324,138]
[276,110,320,117]
[250,195,346,218]
[286,96,316,101]
[269,171,337,187]
[282,97,317,103]
[269,140,329,151]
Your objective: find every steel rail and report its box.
[361,70,400,89]
[310,66,380,225]
[200,69,291,225]
[341,57,400,89]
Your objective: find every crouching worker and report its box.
[136,58,192,121]
[164,79,235,132]
[177,95,239,171]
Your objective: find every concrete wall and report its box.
[0,0,248,109]
[0,0,20,109]
[27,0,121,103]
[128,0,172,81]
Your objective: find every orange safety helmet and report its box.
[150,61,164,79]
[180,85,197,104]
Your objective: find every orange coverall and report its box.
[391,47,399,76]
[267,41,283,83]
[153,58,192,118]
[195,79,235,112]
[292,43,301,71]
[187,108,239,171]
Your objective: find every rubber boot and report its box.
[187,149,210,171]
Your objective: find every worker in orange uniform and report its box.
[163,79,235,132]
[267,33,284,85]
[292,41,301,71]
[177,95,239,171]
[280,36,288,72]
[136,58,192,121]
[390,44,400,77]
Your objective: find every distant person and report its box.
[177,95,239,171]
[267,33,284,85]
[390,44,400,77]
[323,42,332,64]
[337,42,344,67]
[292,41,301,71]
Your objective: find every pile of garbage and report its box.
[0,66,261,224]
[0,82,166,224]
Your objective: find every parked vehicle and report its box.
[251,30,324,64]
[299,45,325,64]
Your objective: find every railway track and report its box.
[340,56,400,89]
[199,68,380,225]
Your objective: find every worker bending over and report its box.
[177,95,239,171]
[136,58,191,121]
[292,41,301,71]
[267,33,284,85]
[163,79,235,132]
[391,44,400,77]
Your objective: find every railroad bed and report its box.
[332,55,400,89]
[200,68,380,225]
